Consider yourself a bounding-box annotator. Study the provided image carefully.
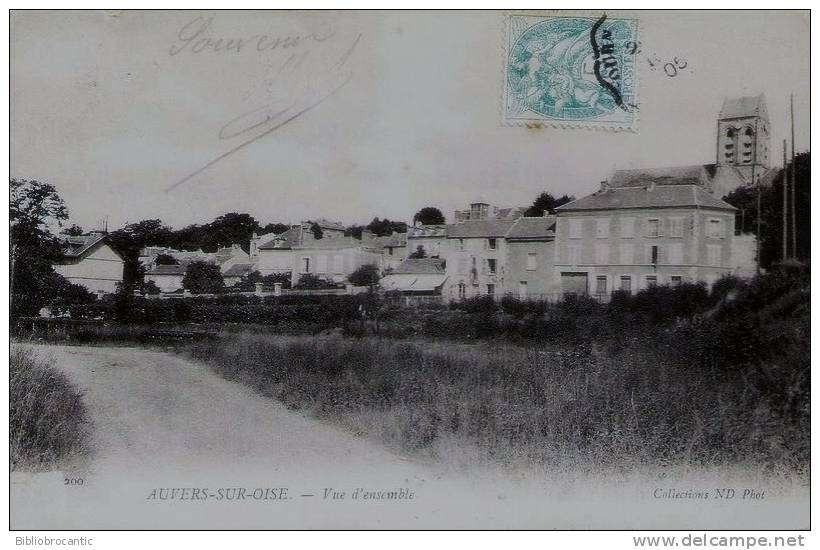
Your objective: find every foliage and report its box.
[310,222,324,240]
[260,222,290,236]
[182,261,225,294]
[293,273,339,290]
[524,191,575,217]
[154,253,178,265]
[348,264,381,287]
[366,217,407,237]
[60,224,85,236]
[10,178,96,317]
[408,245,427,259]
[232,270,292,291]
[723,151,810,268]
[10,346,90,470]
[413,206,445,225]
[142,279,162,295]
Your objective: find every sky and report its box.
[10,10,810,232]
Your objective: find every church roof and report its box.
[719,95,767,120]
[609,165,710,188]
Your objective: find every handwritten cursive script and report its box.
[169,16,334,56]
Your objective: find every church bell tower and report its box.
[716,94,770,186]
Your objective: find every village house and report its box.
[503,216,557,299]
[380,258,448,306]
[405,224,448,261]
[250,219,346,276]
[290,236,383,287]
[52,230,125,295]
[553,167,753,296]
[143,243,251,292]
[361,230,408,271]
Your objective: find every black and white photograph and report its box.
[8,8,811,534]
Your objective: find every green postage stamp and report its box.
[503,13,639,131]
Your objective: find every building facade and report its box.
[53,231,125,295]
[554,169,749,296]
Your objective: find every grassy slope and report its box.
[10,346,91,470]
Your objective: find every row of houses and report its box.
[52,94,771,302]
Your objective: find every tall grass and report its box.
[10,346,91,470]
[186,332,808,474]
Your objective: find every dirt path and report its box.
[10,344,809,530]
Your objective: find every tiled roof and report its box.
[408,225,448,238]
[609,165,709,188]
[392,258,446,275]
[446,219,517,238]
[257,226,301,250]
[373,232,407,248]
[495,207,526,220]
[505,216,557,240]
[61,233,107,259]
[223,263,253,277]
[557,184,736,212]
[719,95,765,119]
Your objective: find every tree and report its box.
[723,152,810,268]
[202,212,259,251]
[182,261,224,294]
[367,217,407,236]
[524,192,575,217]
[154,253,178,265]
[348,264,381,287]
[61,224,85,236]
[345,224,366,239]
[260,222,289,236]
[107,219,174,287]
[408,245,427,259]
[310,222,324,240]
[413,207,445,225]
[10,179,73,316]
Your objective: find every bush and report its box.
[10,346,91,470]
[293,273,339,290]
[348,264,380,287]
[182,261,224,294]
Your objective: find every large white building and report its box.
[53,231,124,295]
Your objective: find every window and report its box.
[458,282,466,299]
[668,243,684,265]
[707,218,724,239]
[595,275,608,295]
[707,246,719,265]
[487,238,497,250]
[646,218,660,238]
[596,217,610,238]
[620,243,634,264]
[619,275,633,293]
[567,244,581,265]
[650,245,659,265]
[568,218,583,239]
[487,283,495,296]
[526,253,537,271]
[595,243,608,264]
[301,257,310,273]
[316,255,327,274]
[670,275,683,287]
[333,255,344,274]
[518,281,528,299]
[458,238,465,251]
[621,217,635,238]
[388,248,393,256]
[645,275,658,288]
[670,218,684,238]
[487,258,497,275]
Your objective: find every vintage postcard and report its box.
[9,9,810,532]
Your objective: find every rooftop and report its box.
[446,219,518,239]
[505,216,557,240]
[392,258,446,275]
[719,95,767,120]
